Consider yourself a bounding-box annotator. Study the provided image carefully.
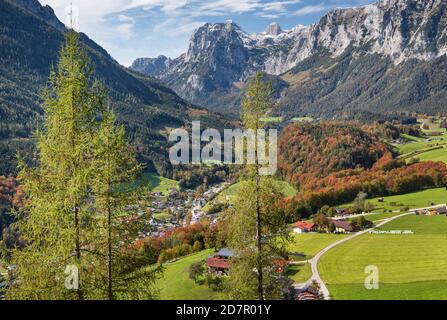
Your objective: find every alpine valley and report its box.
[0,0,230,176]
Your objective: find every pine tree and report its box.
[226,73,290,300]
[6,31,160,300]
[89,110,161,300]
[7,30,103,300]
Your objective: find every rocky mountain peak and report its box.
[131,0,447,114]
[11,0,64,31]
[131,55,171,77]
[265,23,283,36]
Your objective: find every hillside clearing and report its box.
[155,250,224,300]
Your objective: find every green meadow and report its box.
[415,146,447,164]
[287,233,349,261]
[141,173,179,195]
[286,263,312,283]
[155,250,224,300]
[319,215,447,300]
[261,116,283,123]
[213,179,297,204]
[342,187,447,212]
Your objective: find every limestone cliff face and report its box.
[132,0,447,113]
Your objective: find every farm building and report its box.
[335,208,350,217]
[292,221,316,234]
[296,285,320,300]
[206,248,234,275]
[330,220,355,233]
[436,206,447,215]
[206,248,289,276]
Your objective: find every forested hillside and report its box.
[278,122,390,188]
[278,122,447,219]
[277,50,447,119]
[0,0,229,176]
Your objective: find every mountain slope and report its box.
[132,0,447,117]
[0,0,228,176]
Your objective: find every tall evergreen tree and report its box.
[226,73,290,300]
[7,31,160,300]
[89,110,161,300]
[7,30,103,300]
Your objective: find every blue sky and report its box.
[40,0,376,66]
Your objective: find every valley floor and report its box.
[319,215,447,300]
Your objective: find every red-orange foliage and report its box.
[0,176,23,209]
[278,122,390,188]
[277,123,447,219]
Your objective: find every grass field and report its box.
[286,263,312,283]
[377,215,447,234]
[342,187,447,212]
[155,250,224,300]
[153,212,175,222]
[213,179,297,204]
[415,146,447,164]
[287,233,349,261]
[261,117,283,123]
[395,128,447,164]
[345,212,404,223]
[319,215,447,300]
[141,173,179,195]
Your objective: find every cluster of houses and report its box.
[143,183,229,237]
[190,183,228,224]
[292,219,355,234]
[414,206,447,216]
[149,188,191,218]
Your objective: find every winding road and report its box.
[308,212,414,300]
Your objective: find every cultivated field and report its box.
[319,215,447,300]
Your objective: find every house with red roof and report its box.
[206,248,233,275]
[292,221,316,234]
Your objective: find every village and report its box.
[142,183,229,238]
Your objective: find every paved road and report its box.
[309,212,414,300]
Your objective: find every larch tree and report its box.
[7,30,160,300]
[226,73,290,300]
[7,30,103,300]
[90,110,161,300]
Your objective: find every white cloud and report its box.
[293,4,326,16]
[153,17,205,37]
[259,13,281,19]
[117,14,135,23]
[262,0,301,13]
[115,23,135,39]
[199,0,260,14]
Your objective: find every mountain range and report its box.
[131,0,447,118]
[0,0,229,176]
